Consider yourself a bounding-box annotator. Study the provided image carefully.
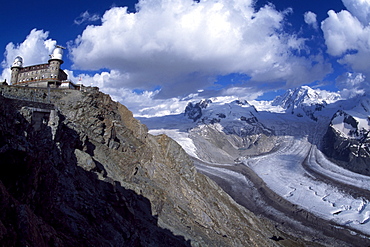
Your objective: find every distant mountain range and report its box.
[139,86,370,245]
[140,86,369,174]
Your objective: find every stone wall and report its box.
[0,85,98,105]
[0,85,51,103]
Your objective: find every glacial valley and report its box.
[139,86,370,246]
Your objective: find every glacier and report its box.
[138,86,370,244]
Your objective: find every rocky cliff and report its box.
[323,108,370,175]
[0,86,297,246]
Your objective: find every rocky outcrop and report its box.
[0,86,290,246]
[0,93,190,246]
[323,110,370,175]
[184,99,211,122]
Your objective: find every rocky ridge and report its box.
[0,85,301,246]
[323,97,370,175]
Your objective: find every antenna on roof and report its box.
[56,45,66,49]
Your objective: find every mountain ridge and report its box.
[272,85,341,109]
[148,86,369,169]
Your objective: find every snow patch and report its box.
[149,129,198,158]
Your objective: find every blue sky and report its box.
[1,0,369,116]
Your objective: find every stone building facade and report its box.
[10,46,78,89]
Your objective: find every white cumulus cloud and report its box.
[0,29,56,82]
[304,11,318,29]
[70,0,331,98]
[336,72,369,98]
[321,5,370,90]
[342,0,370,25]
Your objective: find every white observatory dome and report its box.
[51,46,64,60]
[12,56,23,67]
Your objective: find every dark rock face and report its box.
[0,94,190,247]
[323,110,370,175]
[184,102,202,122]
[184,99,211,122]
[0,86,281,247]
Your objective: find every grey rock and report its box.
[323,110,370,175]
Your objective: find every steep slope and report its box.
[0,86,293,246]
[323,96,370,175]
[0,91,191,246]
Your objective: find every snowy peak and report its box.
[330,95,370,139]
[272,86,341,109]
[330,110,368,138]
[323,94,370,173]
[184,98,257,124]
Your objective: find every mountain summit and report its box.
[272,85,341,109]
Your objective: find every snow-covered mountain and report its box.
[272,85,341,109]
[139,86,369,167]
[138,86,370,243]
[144,97,276,163]
[271,86,341,121]
[323,95,370,175]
